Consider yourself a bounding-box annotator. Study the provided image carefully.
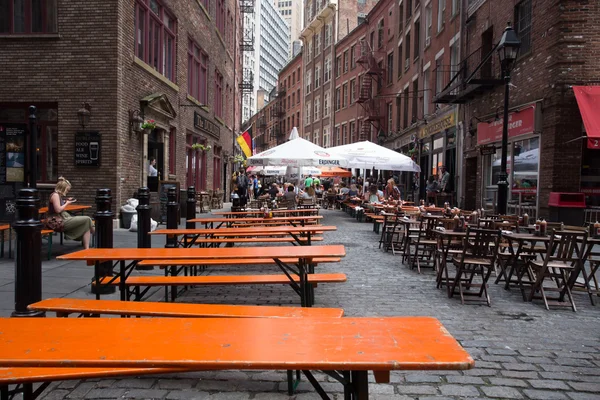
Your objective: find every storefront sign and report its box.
[477,105,536,146]
[479,145,497,156]
[419,112,456,139]
[194,112,220,139]
[74,131,101,167]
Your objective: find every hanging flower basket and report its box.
[141,119,156,135]
[192,143,212,152]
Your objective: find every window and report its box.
[313,130,320,146]
[0,0,58,34]
[335,56,342,77]
[135,0,176,82]
[350,121,356,143]
[412,79,418,123]
[216,0,225,35]
[342,124,348,144]
[342,83,348,108]
[377,19,384,48]
[405,33,411,70]
[324,56,332,82]
[324,92,330,116]
[335,87,341,111]
[350,78,356,103]
[451,0,459,16]
[437,0,445,33]
[425,4,432,44]
[369,31,375,50]
[215,70,223,118]
[435,58,443,94]
[315,63,321,88]
[343,50,349,73]
[403,87,409,128]
[350,45,356,69]
[324,22,332,47]
[515,0,532,54]
[305,101,312,125]
[292,71,295,85]
[335,126,341,146]
[423,68,431,116]
[397,43,403,78]
[406,0,412,17]
[169,127,176,174]
[188,39,208,104]
[292,92,295,106]
[387,52,394,84]
[323,127,330,147]
[397,2,403,33]
[307,41,313,60]
[314,97,320,121]
[305,70,312,93]
[387,103,393,133]
[413,19,420,60]
[314,32,321,55]
[450,42,460,89]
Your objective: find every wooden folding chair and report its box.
[527,230,587,312]
[449,227,501,306]
[408,215,439,274]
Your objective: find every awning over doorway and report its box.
[573,86,600,149]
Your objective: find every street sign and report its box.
[479,145,497,156]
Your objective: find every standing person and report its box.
[439,166,451,193]
[304,174,313,190]
[235,167,249,207]
[47,177,95,249]
[313,175,321,189]
[253,175,259,199]
[148,157,157,177]
[385,178,402,200]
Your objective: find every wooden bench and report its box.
[28,298,345,318]
[0,317,474,399]
[189,236,324,247]
[94,273,347,304]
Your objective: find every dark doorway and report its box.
[464,156,478,210]
[147,130,164,192]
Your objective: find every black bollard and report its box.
[136,187,153,270]
[92,188,116,294]
[12,188,44,317]
[186,186,196,230]
[165,187,179,248]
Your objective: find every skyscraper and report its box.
[242,0,291,122]
[274,0,303,56]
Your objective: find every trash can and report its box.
[121,210,137,229]
[548,192,586,226]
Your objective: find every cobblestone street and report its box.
[1,208,599,399]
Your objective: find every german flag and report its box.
[237,125,253,158]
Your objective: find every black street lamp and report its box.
[496,22,521,215]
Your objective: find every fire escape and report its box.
[238,1,254,95]
[356,40,385,141]
[271,84,286,145]
[257,114,267,151]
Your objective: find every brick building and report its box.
[435,0,600,216]
[0,0,240,221]
[301,0,378,148]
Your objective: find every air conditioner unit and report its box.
[425,37,431,47]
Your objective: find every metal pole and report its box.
[28,106,37,189]
[12,188,44,317]
[136,187,153,269]
[186,186,196,230]
[497,74,511,215]
[93,188,116,294]
[166,187,179,248]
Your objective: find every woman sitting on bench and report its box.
[48,177,95,249]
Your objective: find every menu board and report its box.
[0,123,26,221]
[75,131,101,166]
[158,181,180,224]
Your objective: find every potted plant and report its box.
[231,154,245,163]
[192,143,211,152]
[141,119,156,135]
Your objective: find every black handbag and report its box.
[45,215,65,232]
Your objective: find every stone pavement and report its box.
[0,207,599,399]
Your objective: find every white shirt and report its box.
[148,163,157,177]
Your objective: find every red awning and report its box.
[573,86,600,149]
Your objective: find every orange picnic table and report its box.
[38,204,91,215]
[57,245,346,302]
[0,316,474,399]
[189,215,322,229]
[214,208,319,217]
[150,225,336,247]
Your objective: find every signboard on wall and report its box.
[477,105,536,146]
[74,131,101,166]
[194,112,220,139]
[0,123,26,221]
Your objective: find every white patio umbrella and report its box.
[246,165,321,177]
[247,137,348,168]
[327,141,421,172]
[289,126,299,140]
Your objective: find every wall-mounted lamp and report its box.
[77,102,91,130]
[128,109,144,134]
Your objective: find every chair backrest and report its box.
[463,227,501,263]
[439,218,456,230]
[498,215,519,223]
[419,215,439,240]
[493,220,519,233]
[546,230,587,265]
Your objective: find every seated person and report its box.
[283,184,298,209]
[426,176,439,204]
[365,184,383,203]
[268,183,279,200]
[348,184,359,198]
[298,189,311,200]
